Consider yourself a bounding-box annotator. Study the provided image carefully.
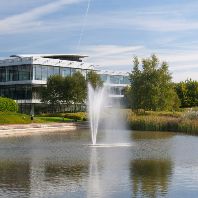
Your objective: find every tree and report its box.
[129,55,180,111]
[123,86,133,108]
[63,75,73,106]
[71,71,87,111]
[175,79,198,107]
[86,70,103,89]
[40,75,65,112]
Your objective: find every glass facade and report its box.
[109,75,130,84]
[0,67,6,82]
[0,64,130,84]
[110,87,123,95]
[60,67,71,77]
[0,65,32,82]
[0,85,32,100]
[0,63,130,103]
[33,65,61,80]
[100,74,130,84]
[100,74,108,82]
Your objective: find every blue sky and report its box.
[0,0,198,82]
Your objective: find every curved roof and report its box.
[10,54,88,62]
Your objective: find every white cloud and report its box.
[0,0,84,34]
[81,44,144,68]
[83,12,198,32]
[2,2,198,35]
[80,44,198,82]
[172,71,198,82]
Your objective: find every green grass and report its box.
[0,112,34,124]
[0,112,74,125]
[0,111,87,125]
[35,116,72,123]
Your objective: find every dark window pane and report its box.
[18,65,31,81]
[0,67,6,82]
[8,66,18,81]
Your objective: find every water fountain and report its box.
[88,83,133,147]
[88,83,105,145]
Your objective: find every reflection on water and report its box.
[0,130,198,197]
[131,131,175,140]
[0,160,30,197]
[45,163,88,183]
[130,159,172,198]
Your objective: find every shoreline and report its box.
[0,122,89,138]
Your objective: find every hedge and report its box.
[0,97,18,112]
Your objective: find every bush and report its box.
[64,112,87,121]
[38,112,87,121]
[0,97,18,112]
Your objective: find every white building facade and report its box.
[0,54,130,113]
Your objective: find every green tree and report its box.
[63,75,73,106]
[86,70,103,89]
[175,79,198,107]
[71,71,87,111]
[123,86,133,108]
[40,75,65,112]
[129,55,180,111]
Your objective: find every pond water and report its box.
[0,129,198,198]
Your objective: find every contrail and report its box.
[77,0,92,50]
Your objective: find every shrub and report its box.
[0,97,18,112]
[64,112,87,121]
[38,112,87,121]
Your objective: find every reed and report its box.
[127,110,198,134]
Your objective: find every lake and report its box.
[0,129,198,198]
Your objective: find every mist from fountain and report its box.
[88,83,132,147]
[88,83,105,145]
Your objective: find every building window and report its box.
[124,76,130,84]
[110,75,120,84]
[47,66,54,77]
[8,66,18,81]
[100,74,108,82]
[42,66,48,80]
[18,65,31,81]
[35,65,42,80]
[15,85,32,99]
[60,67,71,77]
[53,67,60,75]
[0,67,6,82]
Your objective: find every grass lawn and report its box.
[0,112,33,124]
[0,112,74,125]
[35,116,72,123]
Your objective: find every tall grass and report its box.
[127,110,198,134]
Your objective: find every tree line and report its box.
[124,55,198,111]
[40,70,103,112]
